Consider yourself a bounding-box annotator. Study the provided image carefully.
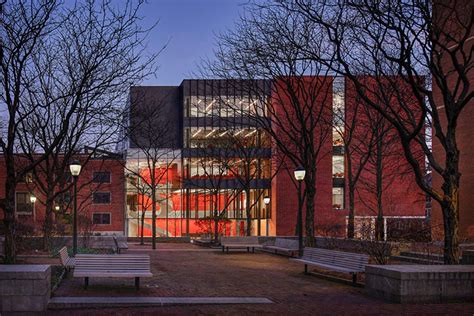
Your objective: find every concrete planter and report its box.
[0,265,51,312]
[366,264,474,303]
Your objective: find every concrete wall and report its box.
[366,265,474,303]
[0,265,51,312]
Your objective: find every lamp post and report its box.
[263,196,270,236]
[69,160,82,256]
[294,166,306,257]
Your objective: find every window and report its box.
[16,192,33,214]
[92,213,111,225]
[93,172,111,183]
[332,187,344,210]
[332,155,345,178]
[93,192,111,204]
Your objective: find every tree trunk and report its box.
[140,211,145,245]
[151,185,156,249]
[347,183,355,239]
[441,153,461,264]
[3,160,17,263]
[214,209,219,244]
[42,196,54,251]
[375,137,384,241]
[245,189,252,236]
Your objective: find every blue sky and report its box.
[139,0,246,86]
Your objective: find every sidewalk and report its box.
[50,243,474,315]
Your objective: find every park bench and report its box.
[113,235,128,254]
[290,247,369,284]
[221,236,263,253]
[262,238,299,257]
[58,246,75,271]
[73,254,152,289]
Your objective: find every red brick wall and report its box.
[0,156,125,235]
[271,76,425,237]
[270,77,335,236]
[432,0,474,240]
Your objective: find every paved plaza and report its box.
[42,243,474,315]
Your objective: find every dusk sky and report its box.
[139,0,246,86]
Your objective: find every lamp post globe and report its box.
[263,196,270,205]
[294,167,306,182]
[69,160,81,256]
[69,160,82,177]
[29,195,37,203]
[263,196,270,236]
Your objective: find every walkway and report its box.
[51,243,474,315]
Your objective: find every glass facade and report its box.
[125,80,272,237]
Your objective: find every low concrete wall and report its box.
[366,264,474,303]
[0,265,51,312]
[461,250,474,264]
[18,236,127,250]
[127,236,191,243]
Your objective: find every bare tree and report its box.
[126,173,153,245]
[125,88,179,249]
[282,0,473,263]
[333,80,374,238]
[0,0,159,263]
[187,145,243,244]
[208,4,335,246]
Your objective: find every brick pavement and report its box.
[50,243,474,315]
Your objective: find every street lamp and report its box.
[294,166,306,257]
[29,195,37,203]
[54,205,60,211]
[69,160,82,256]
[263,196,270,236]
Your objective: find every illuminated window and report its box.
[332,155,345,178]
[332,187,344,210]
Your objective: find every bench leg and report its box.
[252,247,255,253]
[352,274,357,284]
[304,264,308,274]
[247,247,249,252]
[222,246,224,253]
[227,247,229,253]
[135,277,140,290]
[84,277,89,289]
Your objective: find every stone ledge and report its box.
[0,265,51,312]
[366,264,474,303]
[0,264,50,280]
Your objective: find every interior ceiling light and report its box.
[205,129,216,138]
[205,99,216,112]
[219,130,229,137]
[245,129,257,137]
[192,129,202,137]
[234,129,244,136]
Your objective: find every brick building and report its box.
[0,153,126,236]
[124,77,426,239]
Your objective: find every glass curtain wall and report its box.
[182,79,271,237]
